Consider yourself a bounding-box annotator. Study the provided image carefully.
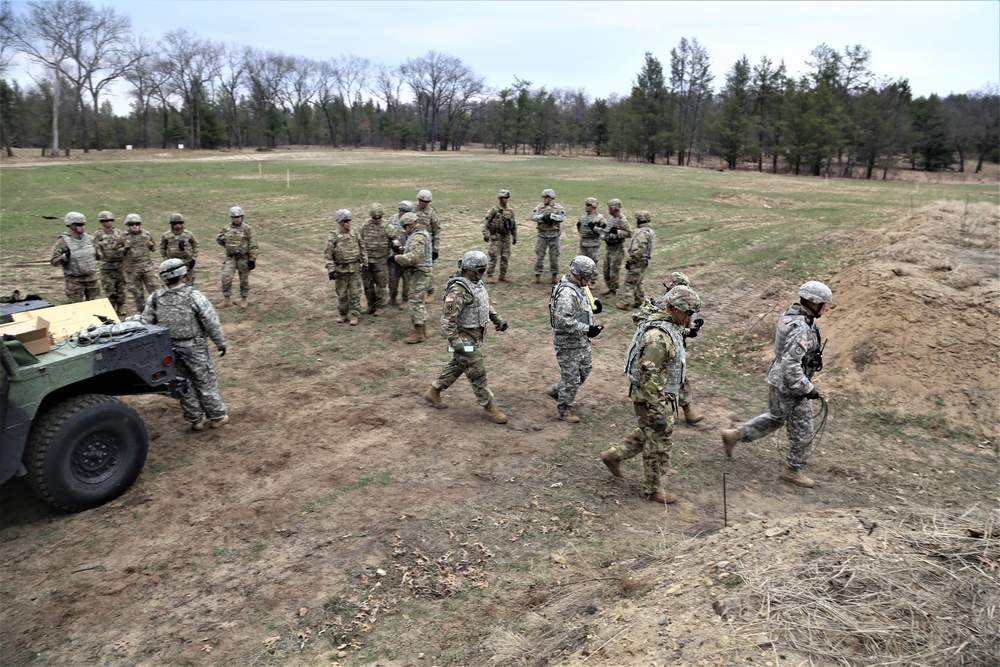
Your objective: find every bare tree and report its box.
[401,51,484,151]
[669,37,714,165]
[333,54,370,147]
[157,29,221,149]
[121,34,158,148]
[0,0,16,155]
[372,64,410,149]
[217,44,248,149]
[279,56,318,144]
[244,48,291,148]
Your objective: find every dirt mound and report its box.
[822,201,1000,437]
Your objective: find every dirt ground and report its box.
[0,152,997,667]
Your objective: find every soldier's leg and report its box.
[237,259,251,298]
[125,271,146,311]
[348,272,362,318]
[186,264,196,288]
[737,386,787,442]
[174,360,204,424]
[408,271,429,325]
[641,423,674,496]
[604,401,651,466]
[401,270,410,302]
[634,265,646,306]
[498,235,511,277]
[555,347,582,415]
[549,235,561,275]
[83,277,102,301]
[618,269,639,306]
[187,344,228,421]
[362,264,377,310]
[221,258,236,298]
[335,276,349,316]
[607,246,624,292]
[433,352,466,391]
[372,262,389,308]
[533,235,546,276]
[784,395,815,469]
[462,349,494,407]
[582,245,600,287]
[487,237,500,277]
[388,260,401,301]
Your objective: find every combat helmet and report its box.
[400,212,419,227]
[665,271,690,288]
[64,212,86,226]
[98,211,114,222]
[584,197,599,207]
[369,203,385,219]
[635,210,651,224]
[569,255,597,280]
[124,213,142,225]
[459,250,488,273]
[607,198,622,210]
[497,189,511,199]
[798,280,832,304]
[417,189,433,202]
[397,200,414,213]
[660,285,702,313]
[334,209,353,223]
[169,213,184,224]
[159,258,188,280]
[541,188,556,199]
[229,206,245,218]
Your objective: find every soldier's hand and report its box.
[483,236,490,243]
[606,228,618,238]
[511,237,517,245]
[652,415,668,432]
[805,388,822,400]
[588,221,597,231]
[62,249,71,263]
[592,298,603,314]
[218,346,227,357]
[541,214,552,224]
[587,324,603,338]
[328,271,336,280]
[178,240,186,251]
[188,259,196,269]
[432,251,439,261]
[495,320,508,332]
[247,260,256,270]
[393,255,404,266]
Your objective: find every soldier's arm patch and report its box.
[444,294,456,304]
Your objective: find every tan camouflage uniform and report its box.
[576,201,605,288]
[94,225,127,315]
[50,231,101,303]
[387,211,410,304]
[602,204,632,293]
[360,216,401,313]
[161,228,199,286]
[217,221,259,299]
[394,223,433,326]
[549,276,594,419]
[325,227,368,320]
[531,200,567,277]
[482,202,517,279]
[122,229,159,312]
[414,203,440,295]
[618,214,655,308]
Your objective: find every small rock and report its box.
[712,597,742,618]
[550,553,567,564]
[376,568,387,576]
[337,651,347,658]
[658,616,668,625]
[298,607,308,617]
[764,527,787,538]
[715,560,730,569]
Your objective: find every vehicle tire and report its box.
[25,394,149,511]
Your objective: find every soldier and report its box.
[414,189,440,299]
[387,200,413,307]
[359,203,401,315]
[324,209,368,326]
[576,197,606,290]
[616,210,656,310]
[482,188,517,282]
[216,205,258,311]
[122,214,159,313]
[547,256,604,423]
[721,281,832,488]
[423,250,510,424]
[600,285,702,504]
[93,211,128,318]
[530,188,567,284]
[601,198,632,296]
[161,213,199,287]
[50,212,101,304]
[141,259,229,431]
[392,212,433,343]
[653,272,705,424]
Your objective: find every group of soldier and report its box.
[45,186,833,505]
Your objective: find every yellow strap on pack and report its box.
[583,285,597,311]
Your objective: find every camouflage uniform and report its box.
[601,206,632,293]
[93,225,128,315]
[733,303,822,470]
[604,308,685,496]
[482,202,517,279]
[387,211,410,303]
[414,203,440,296]
[394,223,433,327]
[161,228,199,286]
[217,221,259,299]
[141,284,228,426]
[430,273,506,406]
[617,216,655,308]
[325,227,368,319]
[576,206,606,287]
[360,216,400,312]
[531,199,566,277]
[549,276,594,419]
[122,229,159,312]
[50,231,101,303]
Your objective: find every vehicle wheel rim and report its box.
[71,430,121,484]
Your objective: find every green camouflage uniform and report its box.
[602,212,632,292]
[482,203,517,278]
[50,231,101,303]
[531,201,567,275]
[393,225,433,325]
[161,229,199,287]
[360,217,400,311]
[94,226,128,315]
[430,273,505,406]
[576,211,606,286]
[122,229,159,312]
[325,228,368,318]
[387,212,409,302]
[217,222,259,299]
[414,204,440,295]
[618,222,655,308]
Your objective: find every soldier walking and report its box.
[122,214,159,313]
[423,250,510,424]
[325,209,368,326]
[721,281,832,488]
[161,213,199,287]
[141,259,229,431]
[392,212,433,343]
[600,285,702,504]
[360,203,401,315]
[547,256,604,423]
[616,210,656,310]
[217,206,258,311]
[482,188,517,282]
[576,197,606,290]
[531,188,566,284]
[601,198,632,296]
[50,212,101,304]
[93,211,128,317]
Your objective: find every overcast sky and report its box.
[9,0,1000,113]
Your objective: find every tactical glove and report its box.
[188,259,196,269]
[483,236,490,243]
[805,388,822,400]
[178,240,186,251]
[218,346,227,357]
[328,271,336,280]
[625,260,634,271]
[587,324,604,338]
[687,318,704,338]
[391,242,402,253]
[495,320,508,332]
[542,213,552,224]
[592,298,603,314]
[606,228,618,238]
[393,255,404,265]
[652,415,668,433]
[247,260,256,270]
[511,237,517,245]
[587,221,597,231]
[432,251,439,261]
[62,249,71,262]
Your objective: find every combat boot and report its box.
[558,412,580,423]
[210,414,230,429]
[546,384,558,400]
[221,296,232,308]
[535,274,541,284]
[600,450,623,478]
[239,297,248,311]
[399,298,408,309]
[349,315,359,326]
[682,404,704,424]
[551,273,559,284]
[424,386,448,409]
[779,466,814,488]
[483,399,508,424]
[405,323,425,344]
[191,417,208,432]
[499,273,509,282]
[336,314,348,323]
[389,296,398,306]
[486,275,496,283]
[721,428,740,458]
[644,489,678,504]
[615,302,630,311]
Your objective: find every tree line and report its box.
[1,0,997,177]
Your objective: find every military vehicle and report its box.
[1,297,179,511]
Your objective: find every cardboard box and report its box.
[10,298,118,342]
[0,316,53,355]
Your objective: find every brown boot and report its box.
[645,489,678,504]
[486,275,496,283]
[682,404,704,424]
[405,323,425,344]
[239,297,247,311]
[721,428,740,458]
[600,450,623,478]
[499,274,508,282]
[221,296,232,308]
[558,412,580,423]
[210,414,230,429]
[336,314,348,323]
[535,274,541,284]
[349,315,359,326]
[191,417,208,432]
[389,296,398,306]
[424,386,448,409]
[615,302,630,311]
[483,399,508,424]
[546,384,558,400]
[399,298,408,309]
[551,273,559,284]
[779,466,815,488]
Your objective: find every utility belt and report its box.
[227,252,248,258]
[605,237,624,246]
